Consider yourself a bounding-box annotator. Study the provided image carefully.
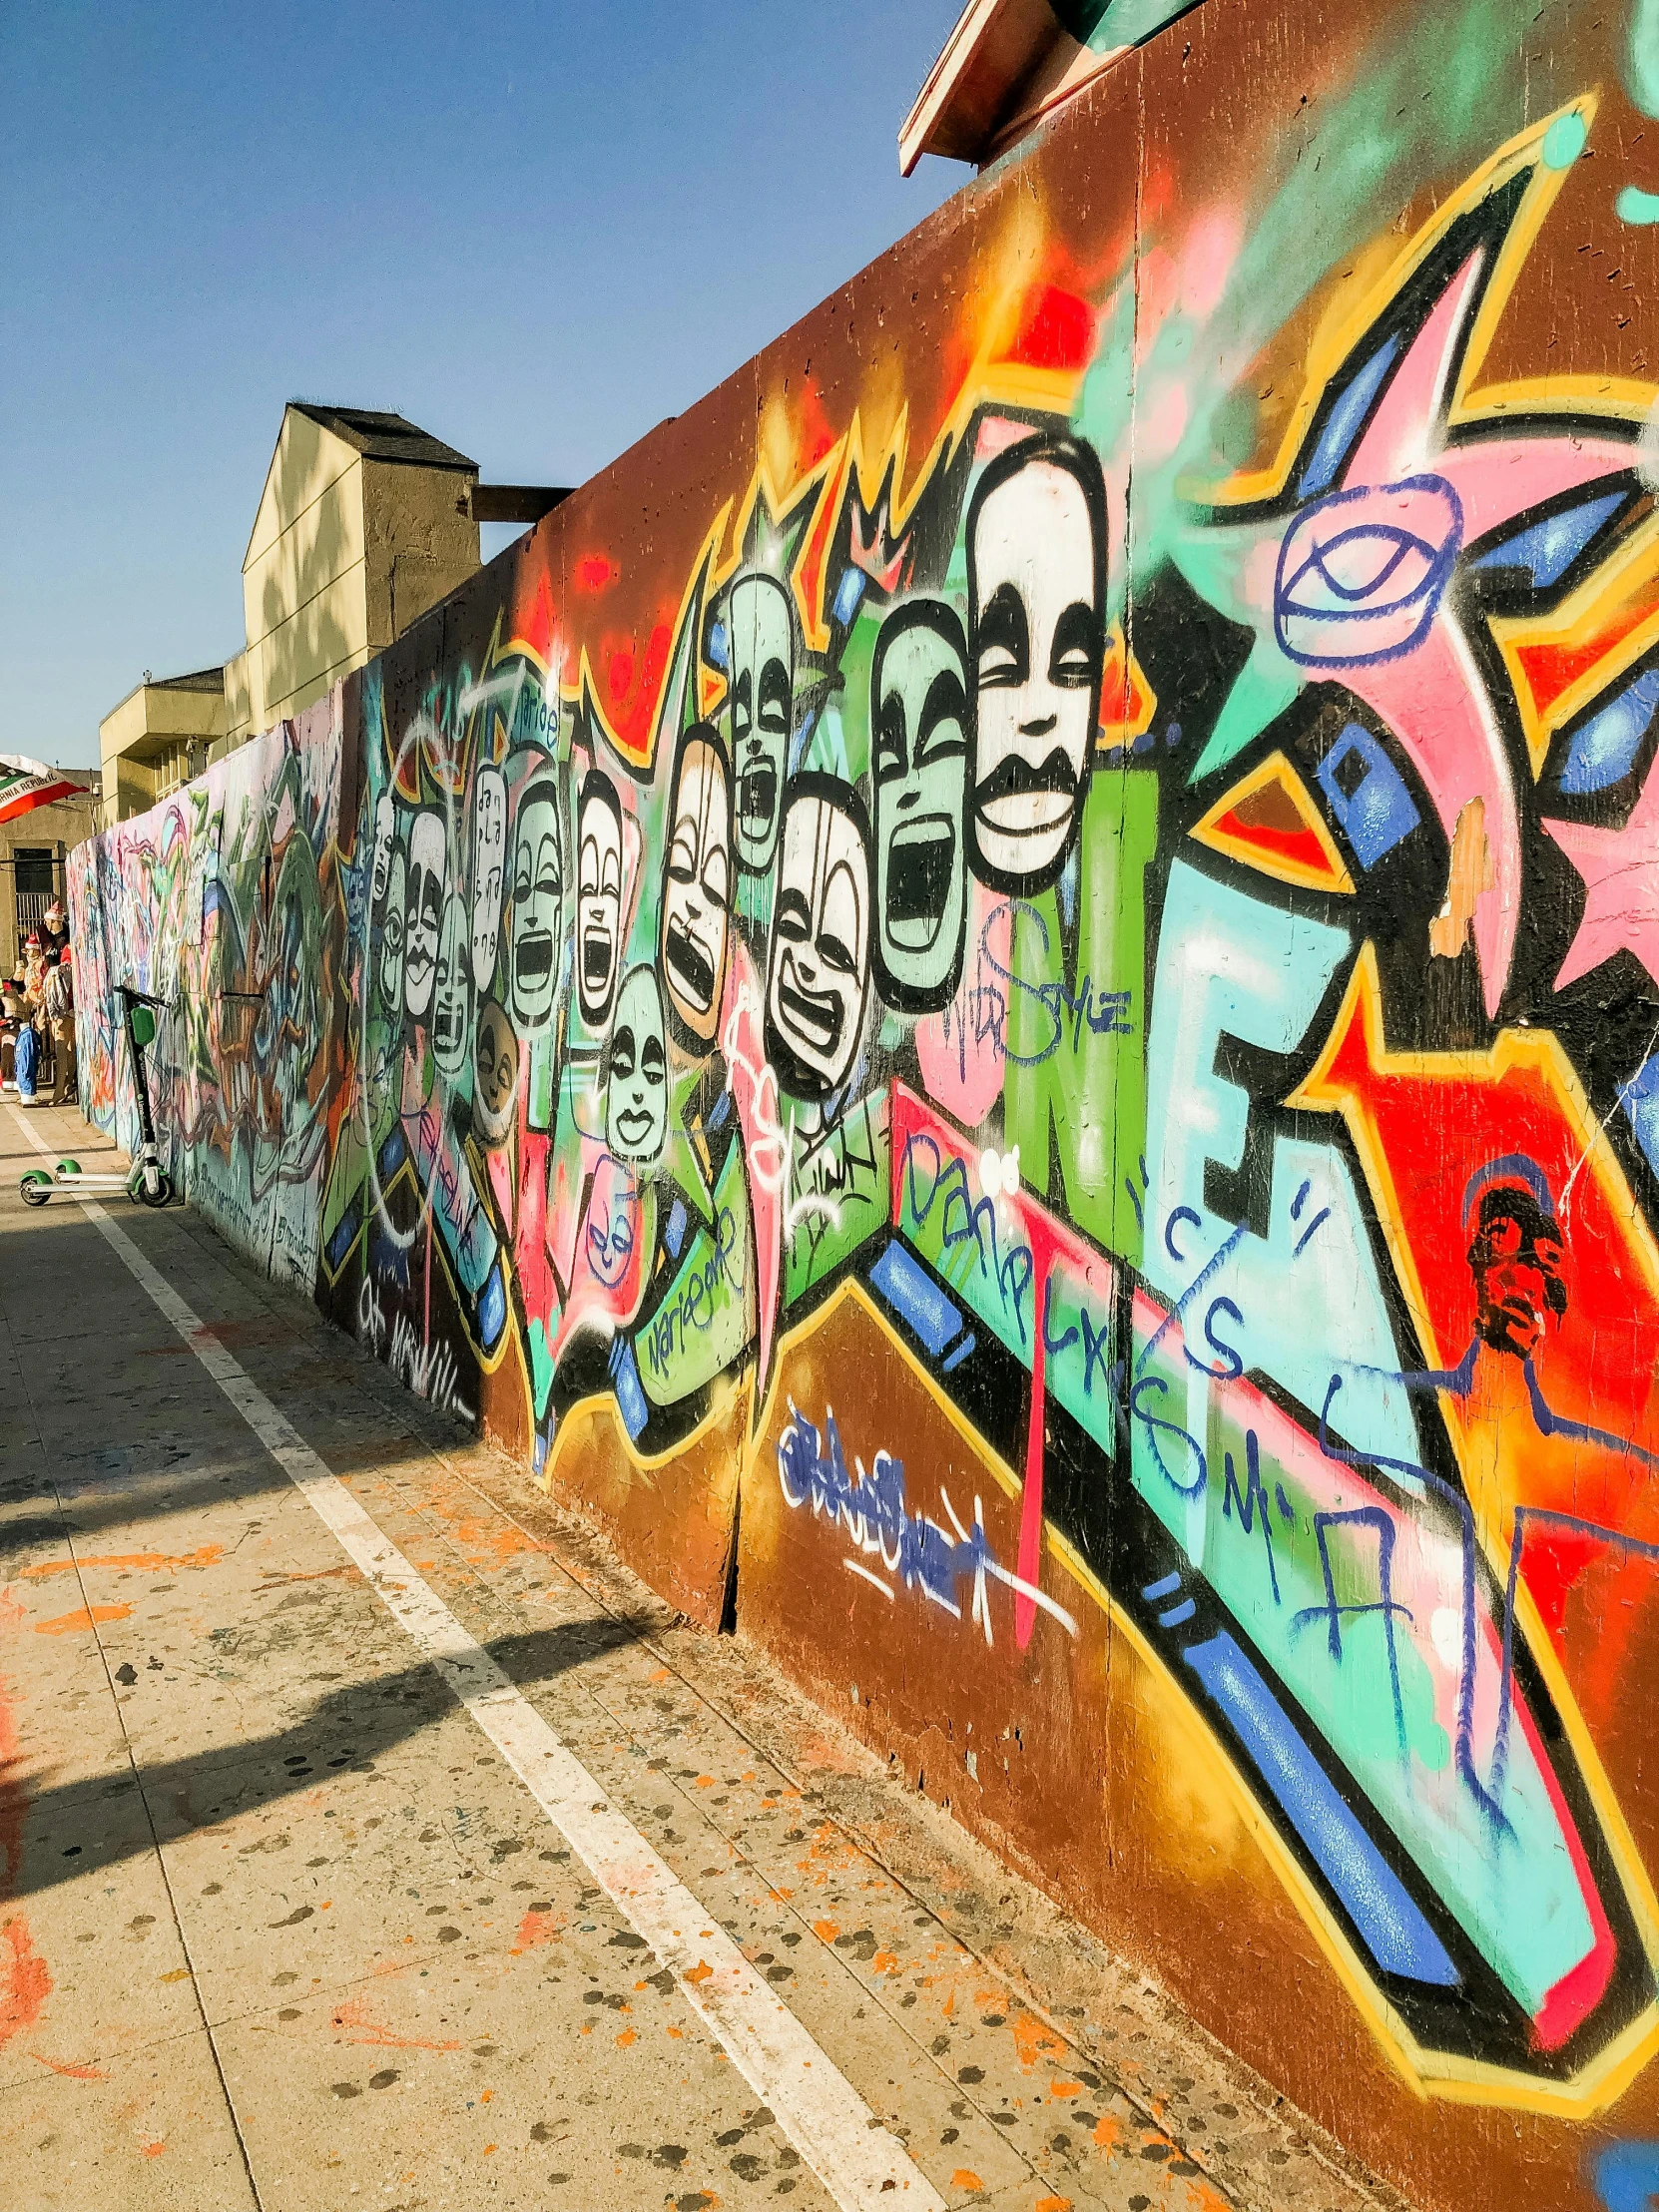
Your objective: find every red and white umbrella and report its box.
[0,753,82,825]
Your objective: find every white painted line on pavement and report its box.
[10,1108,944,2211]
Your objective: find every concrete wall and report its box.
[65,2,1659,2202]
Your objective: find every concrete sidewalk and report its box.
[0,1100,1403,2212]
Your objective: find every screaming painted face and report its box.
[659,725,731,1047]
[370,793,396,907]
[966,433,1106,894]
[509,772,562,1034]
[606,965,668,1164]
[470,765,507,991]
[871,600,968,1012]
[379,844,406,1021]
[474,998,518,1147]
[404,811,445,1023]
[576,770,624,1031]
[432,891,470,1081]
[765,774,871,1101]
[728,573,794,873]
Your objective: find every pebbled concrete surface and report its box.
[0,1101,1410,2212]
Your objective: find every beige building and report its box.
[2,774,103,975]
[100,404,490,825]
[224,403,482,747]
[97,404,569,825]
[97,668,228,830]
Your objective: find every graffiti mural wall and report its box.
[65,0,1659,2200]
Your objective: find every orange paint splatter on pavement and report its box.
[1092,2114,1122,2151]
[684,1960,713,1984]
[1012,2010,1068,2071]
[950,2171,983,2191]
[30,2050,104,2079]
[1034,2197,1073,2211]
[648,1667,672,1683]
[34,1605,131,1636]
[1180,2180,1231,2212]
[871,1948,900,1975]
[0,1588,27,1635]
[23,1545,223,1581]
[139,2139,165,2158]
[695,1775,715,1789]
[615,2027,636,2047]
[812,1920,838,1941]
[0,1919,52,2046]
[1050,2078,1081,2097]
[511,1909,565,1953]
[329,1994,461,2051]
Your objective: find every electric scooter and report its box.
[19,983,174,1209]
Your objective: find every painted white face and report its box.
[728,573,794,873]
[379,845,406,1021]
[509,776,562,1034]
[432,891,470,1081]
[660,729,731,1046]
[370,793,395,906]
[576,773,624,1031]
[968,445,1104,893]
[606,965,668,1163]
[470,765,507,991]
[404,811,445,1022]
[765,779,870,1101]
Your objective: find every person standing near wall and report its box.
[43,945,75,1107]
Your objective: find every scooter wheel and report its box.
[56,1159,80,1176]
[19,1172,51,1207]
[136,1171,174,1210]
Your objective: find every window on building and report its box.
[13,849,53,894]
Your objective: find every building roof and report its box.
[899,0,1199,174]
[287,402,478,475]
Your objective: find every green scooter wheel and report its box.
[19,1171,51,1207]
[56,1158,80,1176]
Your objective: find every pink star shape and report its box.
[1543,773,1659,989]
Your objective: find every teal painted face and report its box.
[870,600,969,1013]
[606,964,668,1164]
[728,573,794,873]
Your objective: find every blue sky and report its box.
[1,3,966,768]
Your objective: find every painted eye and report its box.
[1048,603,1099,690]
[611,1024,636,1079]
[875,691,907,783]
[642,1034,666,1087]
[975,584,1029,690]
[667,827,698,884]
[914,669,967,762]
[702,845,730,911]
[775,887,812,943]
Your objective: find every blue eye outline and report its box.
[1273,473,1463,671]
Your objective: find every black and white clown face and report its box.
[576,769,624,1031]
[379,842,406,1022]
[404,810,445,1024]
[432,891,471,1082]
[509,771,563,1035]
[727,573,794,873]
[470,765,507,992]
[659,725,731,1048]
[606,965,668,1164]
[871,599,969,1013]
[765,774,871,1102]
[370,793,396,908]
[966,432,1107,895]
